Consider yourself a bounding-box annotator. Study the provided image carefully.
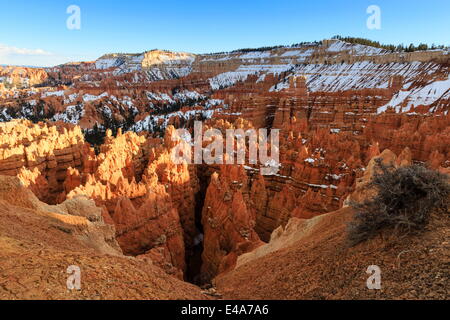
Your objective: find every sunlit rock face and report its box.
[0,120,86,204]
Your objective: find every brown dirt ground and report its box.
[215,207,450,300]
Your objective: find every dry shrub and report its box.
[348,159,450,246]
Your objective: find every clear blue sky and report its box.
[1,0,449,66]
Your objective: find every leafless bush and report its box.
[348,160,450,246]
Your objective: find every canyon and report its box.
[0,39,449,299]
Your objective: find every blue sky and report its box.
[1,0,449,66]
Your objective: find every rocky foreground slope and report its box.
[0,174,207,299]
[216,205,449,299]
[216,150,449,299]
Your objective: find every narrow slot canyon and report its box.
[185,166,210,284]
